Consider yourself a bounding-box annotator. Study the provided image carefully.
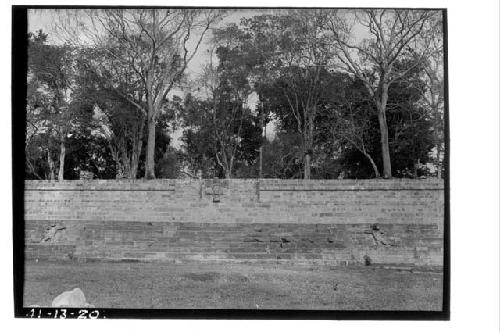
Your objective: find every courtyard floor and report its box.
[23,261,443,311]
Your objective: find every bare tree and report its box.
[326,9,440,178]
[55,9,224,178]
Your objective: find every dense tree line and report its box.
[26,9,444,180]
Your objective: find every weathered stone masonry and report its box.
[25,179,444,266]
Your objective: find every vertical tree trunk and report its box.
[434,106,443,178]
[122,160,131,179]
[377,86,392,178]
[145,115,156,179]
[414,159,419,178]
[221,152,232,179]
[259,146,263,179]
[222,163,231,179]
[227,156,234,179]
[259,110,264,179]
[303,111,314,180]
[377,112,391,178]
[145,73,156,179]
[118,140,130,178]
[130,117,145,179]
[436,146,442,179]
[130,149,139,179]
[304,153,311,179]
[47,150,55,180]
[109,145,123,179]
[57,139,66,181]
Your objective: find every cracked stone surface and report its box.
[41,224,66,243]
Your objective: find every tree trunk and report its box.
[145,73,156,179]
[57,139,66,181]
[226,156,234,179]
[109,145,122,179]
[259,110,264,179]
[303,111,314,180]
[122,161,131,179]
[259,146,263,179]
[117,140,131,178]
[47,150,55,180]
[377,85,392,178]
[130,117,145,179]
[220,152,232,179]
[130,148,139,179]
[145,115,156,179]
[436,146,442,179]
[304,153,311,179]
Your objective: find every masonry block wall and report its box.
[24,179,444,266]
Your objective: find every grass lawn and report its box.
[24,261,443,310]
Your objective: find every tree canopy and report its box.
[25,9,444,180]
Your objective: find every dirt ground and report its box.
[23,261,443,310]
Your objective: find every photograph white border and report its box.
[1,0,499,332]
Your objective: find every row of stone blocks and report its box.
[24,179,445,227]
[25,221,443,267]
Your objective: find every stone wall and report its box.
[24,179,444,266]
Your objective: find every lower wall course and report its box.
[25,220,443,266]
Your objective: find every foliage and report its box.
[156,146,181,179]
[25,10,444,180]
[27,30,99,180]
[180,92,261,178]
[234,12,334,179]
